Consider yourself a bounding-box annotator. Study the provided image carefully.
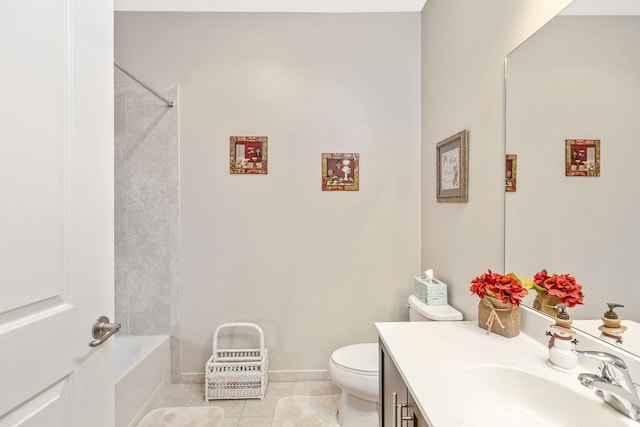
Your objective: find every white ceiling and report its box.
[114,0,428,12]
[114,0,640,14]
[562,0,640,15]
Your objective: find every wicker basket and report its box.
[205,322,268,400]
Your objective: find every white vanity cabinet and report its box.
[379,339,430,427]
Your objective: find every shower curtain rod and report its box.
[114,61,174,108]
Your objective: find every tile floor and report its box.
[150,380,341,427]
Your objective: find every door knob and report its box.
[89,315,121,347]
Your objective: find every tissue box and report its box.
[413,276,448,306]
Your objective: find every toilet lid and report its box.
[408,295,463,321]
[331,343,378,374]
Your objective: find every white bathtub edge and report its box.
[115,335,170,427]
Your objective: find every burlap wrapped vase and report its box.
[478,296,520,338]
[533,292,561,317]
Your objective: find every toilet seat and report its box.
[330,343,378,376]
[329,297,463,426]
[329,343,379,403]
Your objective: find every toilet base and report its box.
[337,391,379,427]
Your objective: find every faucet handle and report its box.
[573,350,628,369]
[573,350,628,382]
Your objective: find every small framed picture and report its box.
[230,136,268,174]
[436,130,468,202]
[506,154,517,192]
[322,153,359,191]
[565,139,600,176]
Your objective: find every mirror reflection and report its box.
[505,5,640,354]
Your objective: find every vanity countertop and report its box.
[376,320,637,427]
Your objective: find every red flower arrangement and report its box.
[532,269,584,307]
[470,270,529,307]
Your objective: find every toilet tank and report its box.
[408,295,463,321]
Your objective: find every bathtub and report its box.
[114,335,171,427]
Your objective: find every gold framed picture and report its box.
[230,136,268,174]
[322,153,359,191]
[506,154,517,192]
[565,139,600,176]
[436,130,468,202]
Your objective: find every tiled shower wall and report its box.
[114,83,181,381]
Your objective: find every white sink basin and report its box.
[453,365,626,426]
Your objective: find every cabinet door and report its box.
[380,340,408,427]
[408,389,431,427]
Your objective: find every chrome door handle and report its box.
[89,315,121,347]
[393,392,398,427]
[401,413,414,425]
[394,392,410,427]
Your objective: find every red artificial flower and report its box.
[470,269,529,307]
[533,269,584,307]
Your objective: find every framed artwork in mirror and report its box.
[565,139,600,177]
[230,136,268,174]
[506,154,517,192]
[436,130,468,202]
[322,153,359,191]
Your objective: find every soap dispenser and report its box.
[547,304,578,371]
[598,303,627,344]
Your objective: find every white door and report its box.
[0,0,114,425]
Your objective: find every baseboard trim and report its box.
[269,370,330,382]
[176,370,330,384]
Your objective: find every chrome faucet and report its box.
[573,350,640,420]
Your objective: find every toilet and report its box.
[328,295,463,427]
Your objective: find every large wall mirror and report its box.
[505,0,640,355]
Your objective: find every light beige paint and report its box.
[420,0,572,320]
[115,12,421,373]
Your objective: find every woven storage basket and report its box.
[205,322,268,400]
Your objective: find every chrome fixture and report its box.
[114,61,175,108]
[89,316,121,347]
[393,392,414,426]
[574,350,640,420]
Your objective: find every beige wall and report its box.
[113,2,578,376]
[420,0,571,319]
[505,16,640,321]
[115,12,421,375]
